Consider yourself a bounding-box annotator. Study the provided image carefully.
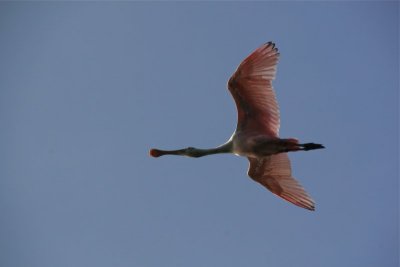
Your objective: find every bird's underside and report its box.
[150,42,324,211]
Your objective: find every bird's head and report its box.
[185,147,202,158]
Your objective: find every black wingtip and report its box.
[265,41,275,48]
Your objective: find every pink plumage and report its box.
[150,42,324,211]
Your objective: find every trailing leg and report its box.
[299,143,325,151]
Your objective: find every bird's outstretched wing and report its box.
[228,42,280,137]
[247,153,315,210]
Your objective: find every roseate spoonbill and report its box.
[150,42,324,211]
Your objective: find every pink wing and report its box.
[247,153,315,210]
[228,42,280,137]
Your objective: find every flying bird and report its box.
[149,42,324,211]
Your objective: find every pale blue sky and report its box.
[0,2,398,267]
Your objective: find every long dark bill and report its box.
[149,148,187,157]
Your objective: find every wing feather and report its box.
[228,42,280,137]
[247,154,315,211]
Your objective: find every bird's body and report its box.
[150,42,324,211]
[230,134,297,157]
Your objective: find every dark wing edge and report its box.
[247,154,315,211]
